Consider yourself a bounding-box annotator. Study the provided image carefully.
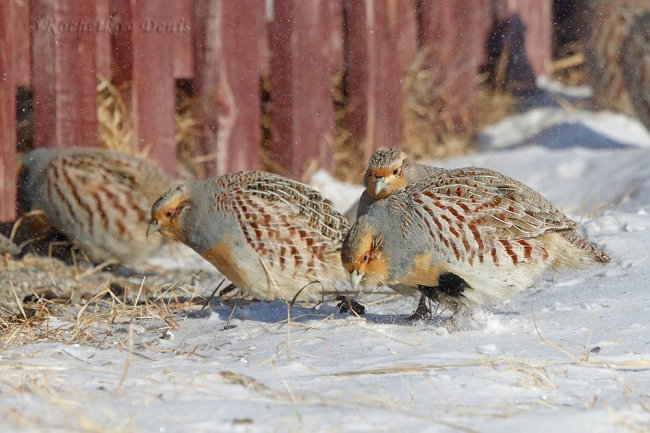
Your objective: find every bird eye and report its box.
[363,252,370,263]
[164,210,173,218]
[393,168,401,176]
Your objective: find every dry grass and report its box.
[610,400,650,433]
[0,252,214,348]
[403,48,477,162]
[551,40,587,87]
[174,86,202,178]
[475,84,518,130]
[329,48,502,183]
[329,70,365,183]
[96,76,201,177]
[475,45,520,129]
[97,78,138,156]
[259,72,284,177]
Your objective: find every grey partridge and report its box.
[342,167,610,312]
[148,171,350,302]
[18,147,174,264]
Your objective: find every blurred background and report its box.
[1,0,649,224]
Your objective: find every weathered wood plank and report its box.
[30,0,98,148]
[173,0,193,79]
[96,0,111,79]
[324,0,345,74]
[472,0,492,69]
[30,0,57,148]
[344,0,418,160]
[495,0,553,81]
[109,0,133,86]
[14,0,30,86]
[193,0,265,176]
[131,0,177,173]
[54,0,98,146]
[268,0,343,176]
[419,0,490,128]
[0,0,17,221]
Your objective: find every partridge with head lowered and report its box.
[342,167,610,312]
[18,147,174,264]
[148,171,350,301]
[354,148,517,313]
[347,148,447,314]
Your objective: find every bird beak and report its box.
[349,269,364,291]
[146,219,160,237]
[374,177,387,195]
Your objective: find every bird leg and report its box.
[406,294,432,321]
[413,273,470,322]
[417,285,440,303]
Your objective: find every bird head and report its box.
[147,183,193,242]
[341,218,389,292]
[364,148,409,199]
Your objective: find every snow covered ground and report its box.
[3,88,650,432]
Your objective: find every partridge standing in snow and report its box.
[18,147,174,264]
[148,171,350,301]
[342,167,610,312]
[356,148,551,317]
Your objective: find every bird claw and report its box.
[335,296,366,316]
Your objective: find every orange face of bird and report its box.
[147,187,192,242]
[342,223,389,291]
[365,157,408,200]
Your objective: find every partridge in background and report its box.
[342,167,610,312]
[18,147,174,264]
[351,148,444,220]
[148,171,350,301]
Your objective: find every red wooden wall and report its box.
[420,0,491,130]
[268,0,343,176]
[0,0,554,222]
[494,0,553,85]
[194,0,266,177]
[1,1,17,222]
[31,1,99,151]
[344,0,418,161]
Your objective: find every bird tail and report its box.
[554,229,610,267]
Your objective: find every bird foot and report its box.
[406,295,432,321]
[335,296,366,316]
